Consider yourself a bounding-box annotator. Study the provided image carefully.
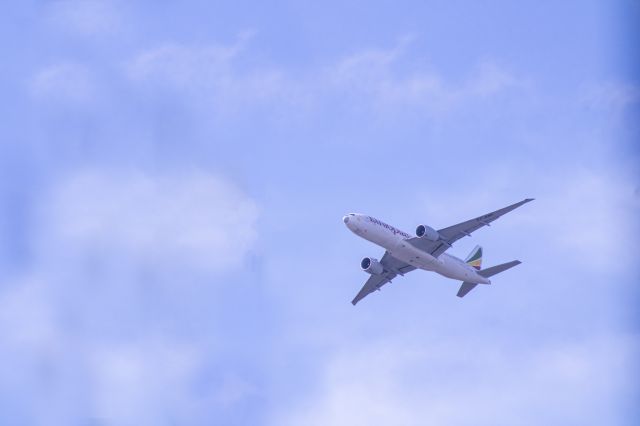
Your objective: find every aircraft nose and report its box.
[343,215,350,224]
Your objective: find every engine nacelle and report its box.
[360,257,384,275]
[415,224,440,241]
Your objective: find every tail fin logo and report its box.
[465,245,483,270]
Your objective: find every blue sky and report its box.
[0,1,638,425]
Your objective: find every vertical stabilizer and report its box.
[465,245,483,270]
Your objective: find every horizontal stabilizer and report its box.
[478,260,521,278]
[457,260,521,298]
[456,282,478,298]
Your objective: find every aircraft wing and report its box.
[408,198,534,258]
[351,252,416,305]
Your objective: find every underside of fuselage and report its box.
[392,248,489,284]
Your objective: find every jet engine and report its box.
[415,224,440,241]
[360,257,384,275]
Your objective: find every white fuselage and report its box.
[344,213,490,284]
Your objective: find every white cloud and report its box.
[467,61,521,97]
[125,33,298,113]
[0,293,211,425]
[212,373,258,406]
[127,43,241,89]
[582,82,640,112]
[88,338,203,424]
[29,63,96,103]
[38,169,258,272]
[124,36,521,119]
[0,278,59,350]
[414,166,638,272]
[493,168,640,273]
[47,0,126,37]
[329,43,447,108]
[274,333,638,426]
[537,171,639,268]
[328,40,522,114]
[0,169,260,423]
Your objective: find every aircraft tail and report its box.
[464,245,482,270]
[456,282,479,297]
[478,260,521,278]
[456,260,522,298]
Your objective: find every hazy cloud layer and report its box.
[117,36,523,118]
[30,63,97,104]
[0,170,259,424]
[39,170,258,271]
[46,0,127,37]
[3,1,639,424]
[275,333,637,426]
[329,42,522,114]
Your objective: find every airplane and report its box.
[343,199,533,305]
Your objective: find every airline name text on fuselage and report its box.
[367,216,412,239]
